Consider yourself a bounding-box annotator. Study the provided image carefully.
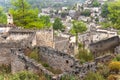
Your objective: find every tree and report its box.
[92,0,100,7]
[53,18,64,31]
[81,9,91,17]
[10,0,49,29]
[0,7,7,24]
[39,16,51,28]
[70,21,87,45]
[101,3,109,18]
[107,0,120,29]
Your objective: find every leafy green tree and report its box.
[81,9,91,17]
[53,18,64,31]
[0,7,7,24]
[61,11,68,18]
[92,0,100,7]
[70,21,87,45]
[101,3,109,18]
[10,0,49,29]
[39,16,51,28]
[107,0,120,29]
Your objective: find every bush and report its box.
[28,50,39,62]
[81,9,91,16]
[61,74,77,80]
[97,63,109,78]
[10,71,39,80]
[113,54,120,61]
[92,0,100,7]
[76,49,94,64]
[84,72,105,80]
[109,61,120,74]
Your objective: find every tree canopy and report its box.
[10,0,51,29]
[101,3,109,18]
[0,7,7,24]
[70,21,87,45]
[107,0,120,29]
[92,0,100,7]
[70,21,87,35]
[53,18,64,31]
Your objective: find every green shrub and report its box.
[61,74,77,80]
[0,74,4,80]
[81,9,91,17]
[76,49,94,64]
[92,0,100,7]
[113,54,120,61]
[10,71,39,80]
[84,72,105,80]
[28,50,39,62]
[97,63,109,78]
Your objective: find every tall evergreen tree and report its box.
[0,7,7,24]
[10,0,50,29]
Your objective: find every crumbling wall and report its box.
[9,46,96,79]
[55,39,69,53]
[89,36,120,55]
[0,48,11,65]
[11,49,54,76]
[38,46,96,78]
[38,46,75,72]
[36,30,54,47]
[95,54,114,63]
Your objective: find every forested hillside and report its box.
[0,0,86,10]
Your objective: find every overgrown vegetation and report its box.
[76,49,94,64]
[109,61,120,74]
[92,0,100,7]
[75,43,94,64]
[0,7,7,24]
[61,74,78,80]
[0,70,49,80]
[81,9,91,17]
[84,72,105,80]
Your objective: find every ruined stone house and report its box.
[89,36,119,55]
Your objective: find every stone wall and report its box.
[89,36,120,54]
[0,48,11,65]
[38,46,96,78]
[38,46,75,72]
[36,29,54,48]
[54,38,69,53]
[9,46,96,79]
[95,54,114,63]
[10,48,54,76]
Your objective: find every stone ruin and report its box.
[89,36,120,63]
[0,42,96,79]
[10,46,96,79]
[0,27,97,79]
